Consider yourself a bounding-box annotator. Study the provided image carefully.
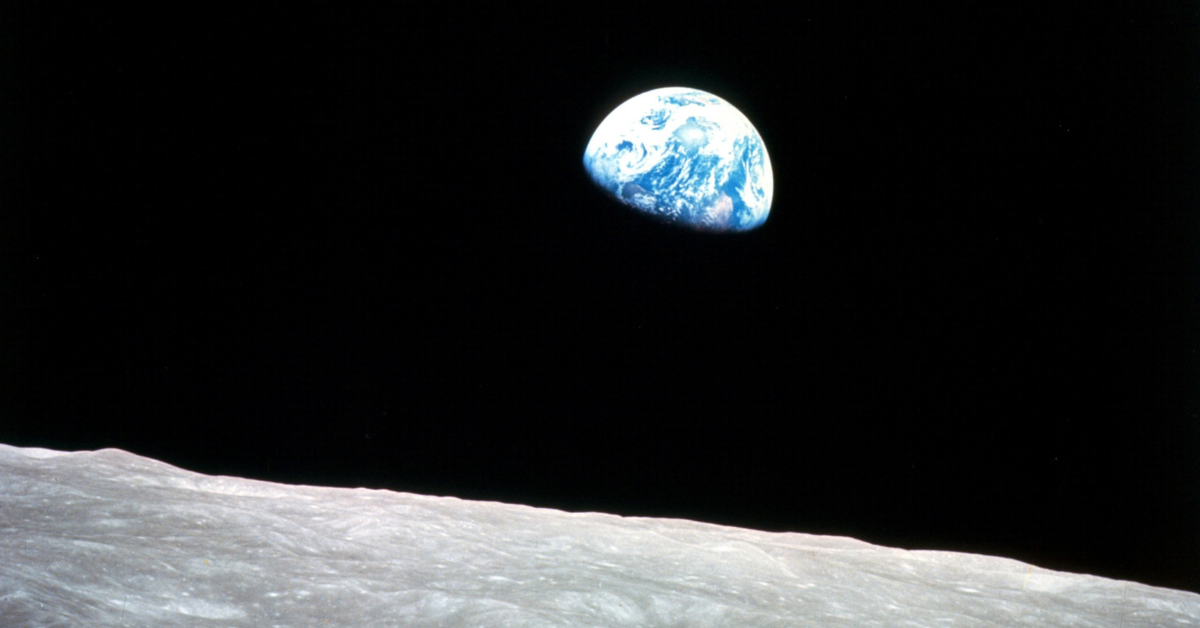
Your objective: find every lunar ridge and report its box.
[1,443,1195,627]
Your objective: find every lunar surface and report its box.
[1,443,1196,627]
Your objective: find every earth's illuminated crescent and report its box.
[584,87,773,232]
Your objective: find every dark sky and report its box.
[4,5,1200,593]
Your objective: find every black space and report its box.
[4,5,1200,594]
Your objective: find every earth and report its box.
[584,87,773,232]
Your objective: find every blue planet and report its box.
[584,87,773,232]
